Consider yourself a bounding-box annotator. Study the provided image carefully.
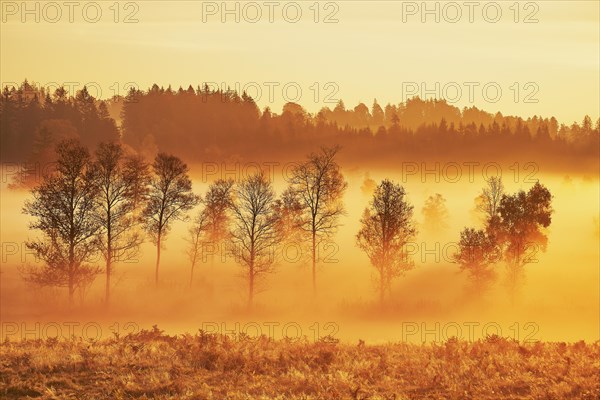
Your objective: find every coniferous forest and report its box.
[2,81,598,176]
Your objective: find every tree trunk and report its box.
[106,225,112,307]
[68,244,75,308]
[105,257,111,307]
[249,269,254,310]
[68,277,75,308]
[249,245,255,309]
[189,261,195,289]
[312,230,316,294]
[379,268,385,306]
[155,232,161,288]
[189,237,200,289]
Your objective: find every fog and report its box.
[1,166,598,344]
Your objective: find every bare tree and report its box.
[288,146,347,293]
[186,208,209,288]
[273,187,305,245]
[22,139,101,307]
[476,176,504,222]
[229,172,279,308]
[186,179,234,288]
[143,153,199,287]
[94,142,149,306]
[356,179,416,304]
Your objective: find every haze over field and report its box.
[2,168,598,343]
[1,2,599,398]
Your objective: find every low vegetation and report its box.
[1,326,598,399]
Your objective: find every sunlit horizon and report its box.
[1,1,599,124]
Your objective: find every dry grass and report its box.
[1,326,598,399]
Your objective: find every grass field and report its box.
[1,326,598,399]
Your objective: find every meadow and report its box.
[1,327,598,399]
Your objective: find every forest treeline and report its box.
[21,138,552,309]
[1,80,598,175]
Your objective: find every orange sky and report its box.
[1,0,599,124]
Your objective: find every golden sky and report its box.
[1,0,598,124]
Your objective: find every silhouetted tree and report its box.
[123,154,151,212]
[143,153,199,287]
[495,182,553,302]
[22,139,101,306]
[272,187,305,245]
[476,176,504,223]
[94,142,148,305]
[288,146,347,293]
[454,228,499,295]
[203,179,235,259]
[229,172,279,308]
[185,178,234,286]
[186,207,209,288]
[356,179,416,304]
[371,100,385,127]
